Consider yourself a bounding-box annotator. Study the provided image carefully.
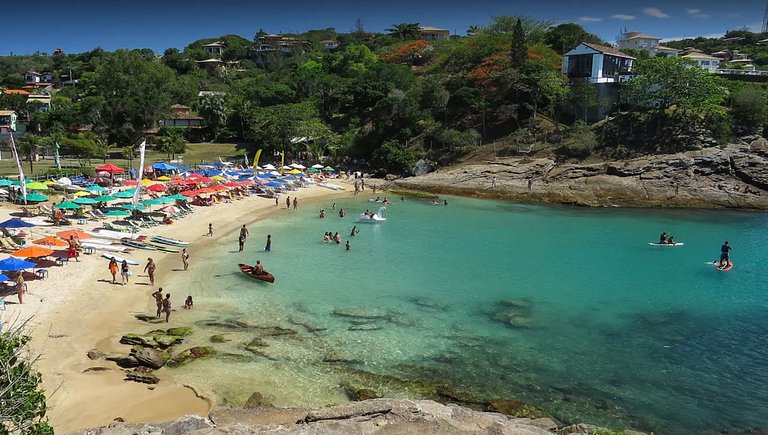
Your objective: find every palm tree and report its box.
[159,130,187,161]
[198,95,229,142]
[15,135,42,174]
[466,25,481,36]
[386,23,422,40]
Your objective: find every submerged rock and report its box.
[288,316,328,333]
[410,297,449,310]
[341,382,382,401]
[243,391,273,409]
[246,337,269,348]
[349,324,383,331]
[166,327,193,337]
[323,351,364,365]
[498,298,533,309]
[333,308,391,319]
[387,315,417,327]
[216,353,253,363]
[166,346,216,368]
[210,334,231,343]
[487,399,549,419]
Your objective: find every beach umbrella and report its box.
[290,164,306,169]
[147,184,167,192]
[156,175,172,181]
[288,169,302,175]
[282,165,293,170]
[104,210,131,217]
[323,166,335,172]
[211,175,226,181]
[72,191,91,197]
[262,164,276,170]
[160,205,180,214]
[166,194,189,201]
[179,190,198,197]
[122,180,139,187]
[141,179,155,186]
[0,274,9,283]
[114,190,137,198]
[95,163,124,174]
[57,230,91,240]
[12,246,54,258]
[307,167,320,173]
[73,197,98,205]
[265,182,282,188]
[141,198,164,206]
[86,185,107,192]
[94,195,117,202]
[121,204,146,211]
[22,193,49,202]
[26,182,48,190]
[0,218,37,228]
[311,164,324,169]
[224,182,240,187]
[0,257,37,271]
[0,179,13,187]
[152,162,178,171]
[33,236,68,247]
[54,201,82,210]
[155,196,175,204]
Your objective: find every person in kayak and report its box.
[667,235,675,245]
[659,232,667,244]
[719,241,732,268]
[253,260,264,275]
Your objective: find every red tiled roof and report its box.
[4,89,31,95]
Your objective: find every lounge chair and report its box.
[93,209,107,219]
[40,205,53,216]
[88,211,102,221]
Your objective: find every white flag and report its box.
[132,140,146,208]
[9,134,27,205]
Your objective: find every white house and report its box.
[682,52,720,72]
[202,42,225,58]
[320,40,340,49]
[562,43,635,83]
[618,31,679,57]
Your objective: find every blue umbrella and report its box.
[0,274,9,283]
[0,218,36,228]
[152,162,178,170]
[265,182,282,188]
[0,257,37,271]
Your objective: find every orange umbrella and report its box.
[56,230,92,240]
[33,236,69,247]
[12,245,54,258]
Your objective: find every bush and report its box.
[371,140,417,175]
[555,120,596,161]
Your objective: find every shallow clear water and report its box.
[159,196,768,434]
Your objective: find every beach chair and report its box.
[141,216,160,227]
[88,211,102,221]
[0,238,16,252]
[40,205,53,216]
[126,220,145,230]
[93,209,107,219]
[180,204,194,213]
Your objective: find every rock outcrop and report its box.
[72,399,647,435]
[394,145,768,209]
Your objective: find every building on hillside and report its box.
[251,34,308,65]
[419,26,449,40]
[159,104,203,129]
[562,43,635,84]
[0,110,17,134]
[3,89,31,96]
[681,52,721,72]
[617,31,679,56]
[320,40,340,49]
[26,94,51,112]
[23,71,53,86]
[198,91,227,98]
[202,41,225,58]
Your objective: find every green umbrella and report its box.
[26,182,48,190]
[140,199,164,206]
[54,201,82,210]
[104,210,131,217]
[114,190,138,198]
[323,166,335,172]
[22,193,48,202]
[0,180,13,187]
[93,195,117,202]
[121,204,146,211]
[157,196,176,204]
[307,167,320,173]
[86,185,107,192]
[73,197,98,205]
[166,194,188,200]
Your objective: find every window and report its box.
[701,60,710,66]
[567,54,593,78]
[603,55,632,77]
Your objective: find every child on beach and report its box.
[345,240,351,251]
[208,223,213,236]
[108,257,118,283]
[265,234,272,252]
[184,295,193,309]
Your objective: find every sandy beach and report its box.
[0,185,349,432]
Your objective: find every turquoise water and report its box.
[159,196,768,434]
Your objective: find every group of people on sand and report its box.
[658,232,677,245]
[151,287,193,323]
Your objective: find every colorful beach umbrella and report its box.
[311,164,324,169]
[0,218,36,228]
[57,230,91,240]
[288,169,302,175]
[0,274,10,283]
[0,179,13,187]
[147,184,167,192]
[104,210,130,217]
[122,180,139,187]
[166,194,188,200]
[179,190,198,197]
[22,193,48,202]
[157,196,176,204]
[140,198,164,206]
[211,175,226,181]
[94,195,117,202]
[114,190,137,198]
[54,201,82,210]
[0,257,37,271]
[290,164,306,169]
[33,236,69,247]
[156,176,172,181]
[141,179,155,186]
[121,204,146,211]
[72,191,91,197]
[12,246,54,258]
[73,197,98,205]
[323,166,335,172]
[95,163,124,174]
[307,168,320,173]
[26,182,48,190]
[86,185,108,192]
[160,205,180,214]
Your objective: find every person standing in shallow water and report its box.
[293,197,298,210]
[265,234,272,252]
[152,287,164,318]
[286,196,290,209]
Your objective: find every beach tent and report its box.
[0,257,37,271]
[95,163,124,174]
[0,218,36,228]
[12,246,54,258]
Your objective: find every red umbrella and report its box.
[179,190,199,197]
[196,177,213,183]
[211,185,228,191]
[57,230,92,240]
[147,184,168,192]
[122,180,138,187]
[95,163,124,174]
[224,182,240,187]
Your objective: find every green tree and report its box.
[15,135,42,174]
[568,80,598,121]
[0,326,53,434]
[386,23,422,40]
[246,101,316,157]
[90,50,175,146]
[198,94,229,141]
[545,23,603,54]
[510,19,527,68]
[729,86,767,134]
[157,129,187,160]
[371,139,417,174]
[622,57,727,112]
[478,15,552,44]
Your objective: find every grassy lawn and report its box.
[0,143,241,179]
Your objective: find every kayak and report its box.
[121,239,157,250]
[649,242,684,247]
[151,235,190,247]
[142,241,179,253]
[81,241,130,253]
[716,261,734,272]
[101,253,140,266]
[89,229,143,240]
[238,263,275,283]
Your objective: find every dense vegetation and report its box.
[1,19,768,175]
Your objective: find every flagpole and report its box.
[131,140,146,209]
[9,133,27,205]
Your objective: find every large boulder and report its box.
[164,415,212,435]
[165,347,216,368]
[133,348,167,370]
[105,355,139,368]
[243,391,273,409]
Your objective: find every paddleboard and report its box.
[89,229,142,240]
[151,235,190,247]
[101,253,139,266]
[648,242,684,247]
[81,242,128,253]
[716,261,734,272]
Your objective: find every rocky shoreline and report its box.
[72,399,647,434]
[394,141,768,210]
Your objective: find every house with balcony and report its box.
[681,52,720,72]
[26,94,51,112]
[202,41,225,58]
[159,104,203,129]
[251,34,308,65]
[0,110,17,134]
[419,26,449,41]
[617,31,679,57]
[562,43,635,84]
[23,71,54,86]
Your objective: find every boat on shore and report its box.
[151,235,190,247]
[238,263,275,283]
[89,229,143,240]
[121,239,157,250]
